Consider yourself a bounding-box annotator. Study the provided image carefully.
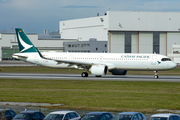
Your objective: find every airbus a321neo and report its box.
[12,28,177,79]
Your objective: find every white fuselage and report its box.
[13,52,177,71]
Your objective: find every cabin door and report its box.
[151,55,157,65]
[34,54,39,65]
[69,55,73,60]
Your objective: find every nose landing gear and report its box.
[154,71,158,79]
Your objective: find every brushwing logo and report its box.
[18,32,33,52]
[157,61,161,64]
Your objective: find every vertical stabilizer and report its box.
[15,28,37,53]
[15,28,44,58]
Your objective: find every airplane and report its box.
[12,28,177,79]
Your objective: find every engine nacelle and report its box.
[90,65,108,76]
[109,69,128,75]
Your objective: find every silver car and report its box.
[148,113,180,120]
[112,112,146,120]
[44,111,81,120]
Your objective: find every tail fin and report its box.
[15,28,44,58]
[15,28,37,53]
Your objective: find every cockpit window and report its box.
[161,58,171,61]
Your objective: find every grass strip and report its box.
[0,66,180,75]
[0,79,180,113]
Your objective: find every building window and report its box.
[153,32,160,54]
[125,32,131,53]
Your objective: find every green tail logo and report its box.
[15,28,37,53]
[15,28,44,58]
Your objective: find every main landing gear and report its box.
[154,71,158,79]
[81,72,88,77]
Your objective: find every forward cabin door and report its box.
[151,55,157,65]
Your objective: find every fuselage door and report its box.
[99,56,103,62]
[34,54,39,64]
[69,55,73,60]
[151,55,157,65]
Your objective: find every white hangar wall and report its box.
[107,11,180,55]
[108,11,180,31]
[60,11,180,56]
[60,16,108,41]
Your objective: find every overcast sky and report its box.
[1,0,180,33]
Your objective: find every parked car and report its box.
[148,113,180,120]
[12,111,45,120]
[0,109,17,120]
[44,111,81,120]
[111,112,146,120]
[81,112,113,120]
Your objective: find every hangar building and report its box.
[60,11,180,61]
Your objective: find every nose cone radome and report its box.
[171,62,177,69]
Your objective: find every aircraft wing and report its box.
[43,57,116,70]
[44,57,93,69]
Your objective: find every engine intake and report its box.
[90,65,108,76]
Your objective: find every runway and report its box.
[0,73,180,82]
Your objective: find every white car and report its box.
[149,113,180,120]
[44,111,81,120]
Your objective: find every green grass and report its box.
[1,66,180,75]
[0,79,180,113]
[1,66,180,113]
[0,66,84,74]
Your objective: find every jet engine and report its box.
[109,69,128,75]
[90,65,108,76]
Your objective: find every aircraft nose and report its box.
[171,62,177,69]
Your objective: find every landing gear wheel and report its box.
[154,75,159,79]
[154,71,158,79]
[81,72,88,77]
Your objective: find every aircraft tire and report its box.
[81,72,88,77]
[154,75,159,79]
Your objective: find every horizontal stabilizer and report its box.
[12,54,28,60]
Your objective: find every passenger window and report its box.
[5,111,11,116]
[169,117,173,120]
[100,115,106,120]
[69,113,76,119]
[9,110,16,116]
[39,113,45,119]
[177,116,180,120]
[137,114,143,120]
[33,113,40,119]
[132,115,138,120]
[64,113,70,120]
[105,114,113,120]
[172,116,179,120]
[73,112,79,117]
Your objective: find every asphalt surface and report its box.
[0,73,180,82]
